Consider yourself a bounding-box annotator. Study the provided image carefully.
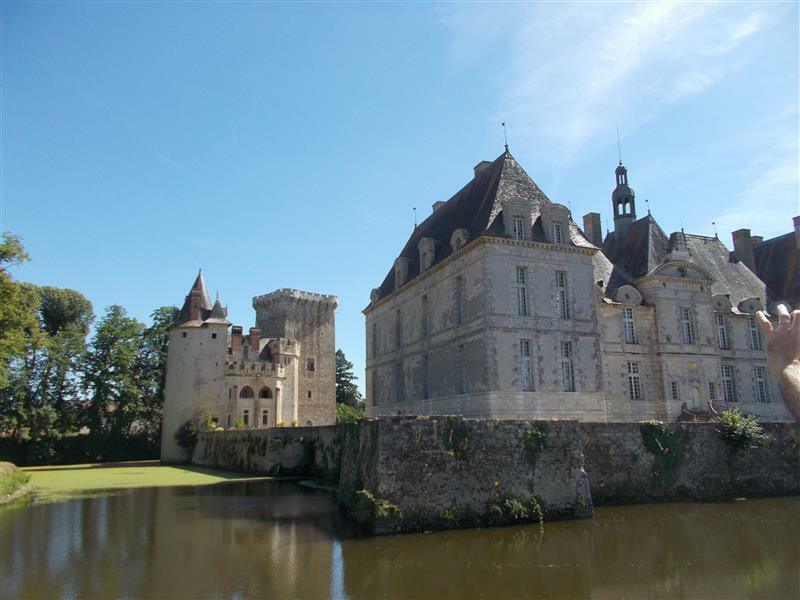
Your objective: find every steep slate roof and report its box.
[602,215,669,279]
[371,151,593,303]
[683,234,768,306]
[175,271,229,326]
[752,232,799,307]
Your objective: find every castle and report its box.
[160,273,338,462]
[364,150,796,423]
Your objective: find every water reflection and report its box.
[1,482,798,599]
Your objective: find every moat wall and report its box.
[191,418,800,534]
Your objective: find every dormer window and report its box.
[394,257,410,288]
[450,229,469,253]
[418,237,436,272]
[552,222,563,244]
[513,217,525,240]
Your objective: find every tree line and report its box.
[0,233,173,464]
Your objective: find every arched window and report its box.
[239,386,254,399]
[258,387,272,399]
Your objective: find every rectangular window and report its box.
[422,354,430,400]
[747,316,763,351]
[556,271,570,319]
[708,382,716,401]
[680,307,694,344]
[715,314,729,349]
[395,309,402,349]
[627,362,642,400]
[560,341,575,392]
[306,357,315,372]
[227,414,231,428]
[394,362,404,404]
[372,323,378,358]
[721,365,736,403]
[754,366,768,403]
[671,381,679,401]
[455,277,465,326]
[261,409,269,427]
[622,307,637,344]
[513,217,525,240]
[456,344,465,395]
[553,222,563,244]
[421,295,429,337]
[242,409,250,426]
[521,339,533,391]
[516,266,528,316]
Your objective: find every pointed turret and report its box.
[205,295,231,325]
[176,270,215,325]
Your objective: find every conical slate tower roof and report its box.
[191,270,213,311]
[175,270,218,325]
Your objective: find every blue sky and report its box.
[3,1,798,393]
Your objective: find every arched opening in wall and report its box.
[239,386,254,399]
[306,420,312,427]
[258,387,272,399]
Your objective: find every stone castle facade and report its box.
[160,273,338,462]
[364,151,796,423]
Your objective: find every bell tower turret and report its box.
[612,162,636,237]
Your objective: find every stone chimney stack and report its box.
[230,326,243,353]
[732,228,756,271]
[794,215,800,250]
[432,201,446,213]
[249,327,261,353]
[582,212,603,246]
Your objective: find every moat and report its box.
[2,480,798,599]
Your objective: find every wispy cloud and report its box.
[442,2,780,164]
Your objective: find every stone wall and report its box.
[191,418,800,536]
[581,422,800,504]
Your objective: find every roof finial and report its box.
[712,221,718,239]
[645,198,651,216]
[501,122,509,152]
[413,207,417,229]
[616,121,622,165]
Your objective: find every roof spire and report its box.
[616,121,622,165]
[501,122,509,153]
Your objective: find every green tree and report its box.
[335,348,363,408]
[83,305,145,439]
[135,306,175,438]
[0,233,39,390]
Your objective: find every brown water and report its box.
[1,481,798,599]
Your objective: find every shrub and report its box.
[523,422,550,464]
[718,408,768,452]
[233,417,245,430]
[441,416,470,460]
[200,411,216,432]
[351,489,402,525]
[640,420,684,484]
[336,403,364,424]
[290,420,298,427]
[175,420,198,451]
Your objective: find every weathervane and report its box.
[712,221,718,239]
[616,121,622,165]
[645,198,650,216]
[501,122,509,152]
[413,207,417,229]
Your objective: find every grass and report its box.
[22,460,276,503]
[0,461,31,500]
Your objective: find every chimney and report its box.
[248,327,261,353]
[750,236,763,245]
[732,228,755,271]
[188,289,202,321]
[432,201,446,213]
[473,160,493,178]
[582,212,602,246]
[794,215,800,250]
[230,326,243,353]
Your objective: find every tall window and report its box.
[516,266,528,316]
[754,366,768,402]
[627,362,642,400]
[747,316,762,351]
[261,409,269,427]
[513,217,525,240]
[454,277,465,326]
[715,314,729,349]
[395,309,402,349]
[372,322,378,358]
[552,222,563,244]
[556,271,570,319]
[242,409,250,426]
[680,307,694,344]
[560,341,575,392]
[708,382,716,401]
[421,295,429,337]
[721,365,736,403]
[622,307,637,344]
[520,339,533,391]
[670,381,679,401]
[422,354,430,399]
[394,362,404,404]
[456,344,465,395]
